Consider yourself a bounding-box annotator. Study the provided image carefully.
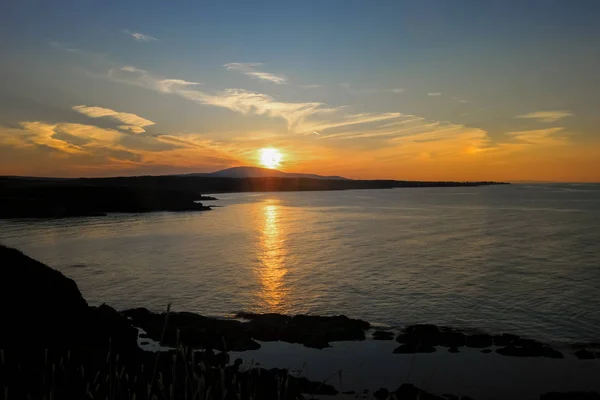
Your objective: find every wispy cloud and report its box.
[428,92,442,96]
[114,66,202,93]
[124,30,158,42]
[73,105,155,133]
[516,110,572,123]
[1,119,245,173]
[506,127,567,145]
[110,66,403,134]
[16,121,129,155]
[224,62,287,84]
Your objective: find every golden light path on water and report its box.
[256,200,290,313]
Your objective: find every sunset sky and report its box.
[1,1,599,182]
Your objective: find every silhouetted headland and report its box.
[0,168,508,219]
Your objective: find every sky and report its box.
[0,0,599,182]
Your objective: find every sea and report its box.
[1,183,599,344]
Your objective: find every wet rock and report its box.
[575,349,596,360]
[125,308,261,351]
[515,338,544,348]
[542,347,566,358]
[466,334,492,348]
[373,330,395,340]
[374,387,389,399]
[448,346,460,353]
[395,383,445,400]
[397,324,440,345]
[393,343,436,354]
[438,328,467,347]
[493,333,519,346]
[238,312,370,349]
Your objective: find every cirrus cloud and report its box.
[73,105,155,133]
[224,63,288,84]
[124,30,158,42]
[516,110,573,123]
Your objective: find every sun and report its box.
[259,148,283,169]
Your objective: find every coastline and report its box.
[0,175,507,219]
[1,244,599,399]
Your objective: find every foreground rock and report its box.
[0,244,137,351]
[238,311,370,348]
[124,307,261,351]
[393,324,565,359]
[124,310,370,350]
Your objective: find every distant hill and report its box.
[186,166,350,180]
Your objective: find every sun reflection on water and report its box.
[256,201,289,313]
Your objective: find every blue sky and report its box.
[1,0,599,180]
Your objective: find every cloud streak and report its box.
[224,63,287,84]
[125,30,158,42]
[73,105,155,133]
[110,66,404,134]
[114,66,202,93]
[516,110,572,123]
[506,127,567,145]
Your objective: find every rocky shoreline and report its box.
[1,244,599,399]
[125,308,600,361]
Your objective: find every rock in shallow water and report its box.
[124,307,261,351]
[466,334,493,348]
[237,312,370,348]
[374,387,389,399]
[492,333,520,346]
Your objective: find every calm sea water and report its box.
[1,184,599,343]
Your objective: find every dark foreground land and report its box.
[2,244,597,400]
[0,175,507,218]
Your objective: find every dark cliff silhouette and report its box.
[0,173,507,219]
